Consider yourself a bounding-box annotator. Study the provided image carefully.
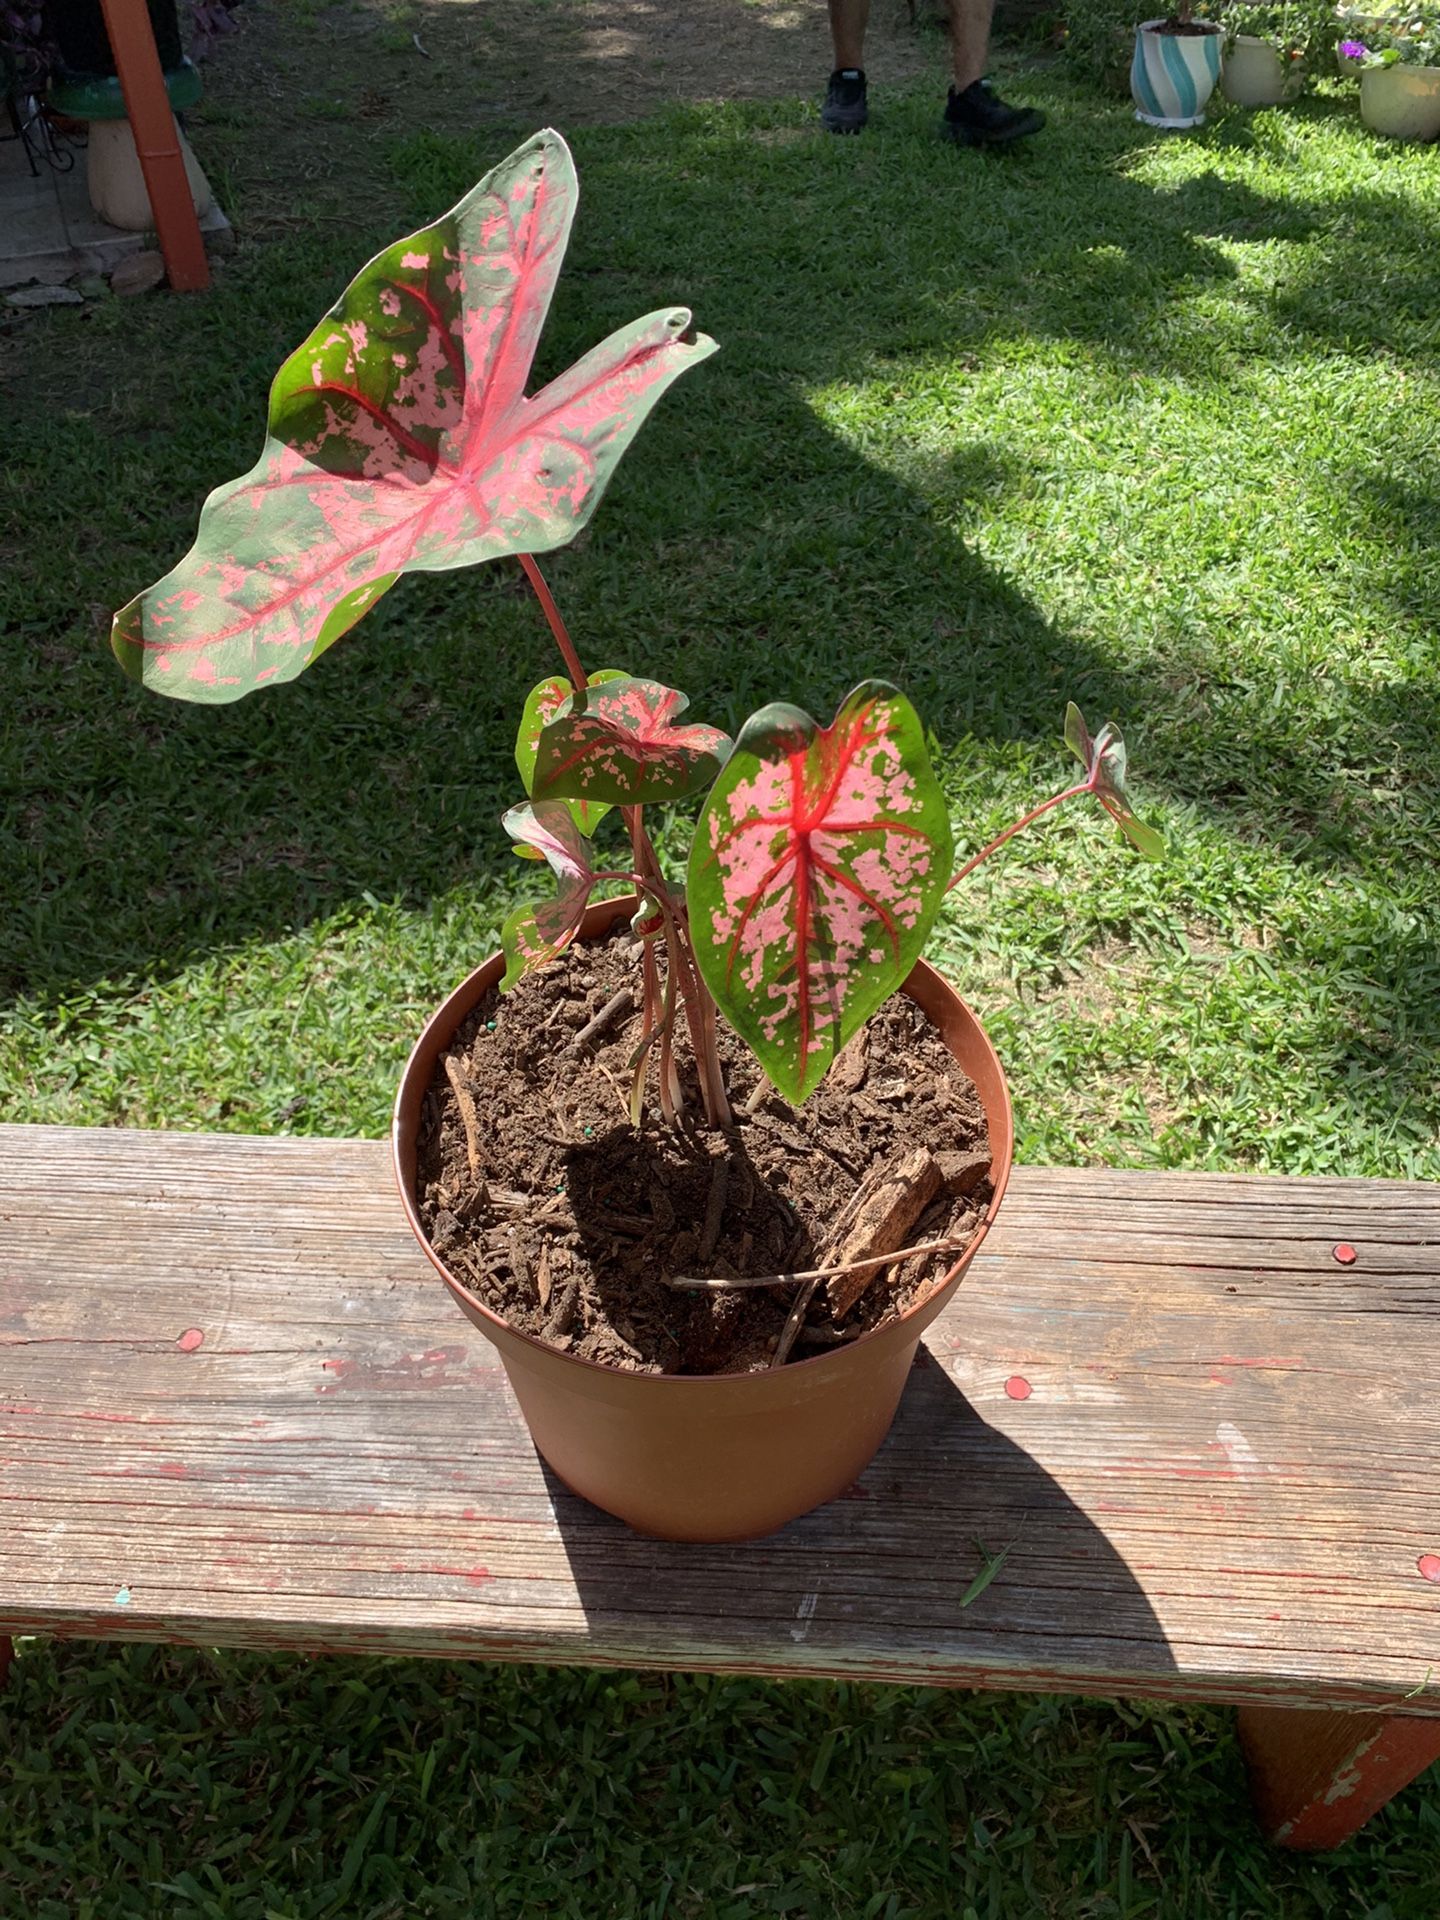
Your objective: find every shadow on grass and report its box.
[2,74,1437,1117]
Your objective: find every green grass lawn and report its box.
[2,41,1439,1919]
[6,1645,1440,1919]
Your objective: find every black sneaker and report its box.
[821,68,868,135]
[942,78,1045,147]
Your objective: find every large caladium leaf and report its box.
[499,802,598,990]
[531,677,733,808]
[1064,703,1164,860]
[515,668,629,841]
[111,129,717,704]
[687,681,953,1105]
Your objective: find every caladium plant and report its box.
[514,669,628,841]
[531,678,733,809]
[112,127,1163,1135]
[111,129,715,701]
[499,802,604,991]
[686,683,952,1103]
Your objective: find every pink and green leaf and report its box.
[498,801,597,989]
[531,677,733,808]
[687,681,953,1105]
[516,668,629,839]
[111,129,717,705]
[1065,702,1164,860]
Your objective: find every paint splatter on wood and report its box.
[1216,1422,1261,1475]
[790,1593,819,1643]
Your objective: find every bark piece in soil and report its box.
[823,1147,945,1321]
[938,1150,992,1197]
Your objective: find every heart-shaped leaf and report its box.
[499,801,598,990]
[111,129,717,704]
[515,668,630,840]
[1065,703,1164,860]
[531,677,733,808]
[687,681,953,1105]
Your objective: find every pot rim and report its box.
[392,894,1014,1389]
[1137,16,1224,32]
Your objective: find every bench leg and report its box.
[0,1636,11,1686]
[1239,1703,1440,1850]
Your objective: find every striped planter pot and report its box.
[1132,19,1224,127]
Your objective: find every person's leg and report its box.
[948,0,995,89]
[942,0,1046,144]
[829,0,870,70]
[822,0,871,132]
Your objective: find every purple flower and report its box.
[1339,38,1368,56]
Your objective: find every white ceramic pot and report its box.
[1359,62,1440,139]
[1222,34,1304,104]
[87,116,214,232]
[1132,19,1225,128]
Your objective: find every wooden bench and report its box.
[4,1123,1439,1851]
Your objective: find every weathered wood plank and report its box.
[3,1124,1440,1716]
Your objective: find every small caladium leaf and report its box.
[498,801,597,990]
[531,677,733,808]
[515,668,629,840]
[687,681,953,1105]
[111,129,717,704]
[1065,702,1164,860]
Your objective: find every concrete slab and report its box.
[0,115,230,290]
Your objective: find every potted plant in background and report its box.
[44,0,215,230]
[110,132,1162,1543]
[1335,0,1405,68]
[1351,13,1440,136]
[1219,0,1327,102]
[1132,0,1226,126]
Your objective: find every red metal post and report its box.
[1240,1703,1440,1850]
[96,0,210,292]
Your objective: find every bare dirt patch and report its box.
[180,0,960,242]
[194,0,946,169]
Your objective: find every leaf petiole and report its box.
[947,783,1089,893]
[520,554,588,692]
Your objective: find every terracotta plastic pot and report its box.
[393,896,1014,1542]
[1131,19,1224,128]
[1222,35,1305,106]
[1359,63,1440,140]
